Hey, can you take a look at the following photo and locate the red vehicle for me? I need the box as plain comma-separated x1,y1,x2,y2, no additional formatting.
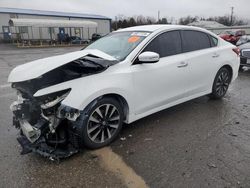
219,30,246,45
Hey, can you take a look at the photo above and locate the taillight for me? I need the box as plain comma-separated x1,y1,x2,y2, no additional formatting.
232,47,240,56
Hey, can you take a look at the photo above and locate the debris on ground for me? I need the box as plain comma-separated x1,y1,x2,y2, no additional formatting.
144,138,153,141
126,150,135,155
207,163,217,169
120,137,126,141
90,153,98,159
128,134,132,138
228,132,238,137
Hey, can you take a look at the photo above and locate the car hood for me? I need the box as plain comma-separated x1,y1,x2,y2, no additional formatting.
239,42,250,50
8,49,116,83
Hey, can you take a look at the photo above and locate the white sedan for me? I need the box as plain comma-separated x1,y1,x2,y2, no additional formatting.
8,25,240,159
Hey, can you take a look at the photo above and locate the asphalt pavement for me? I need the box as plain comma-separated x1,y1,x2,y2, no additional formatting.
0,44,250,188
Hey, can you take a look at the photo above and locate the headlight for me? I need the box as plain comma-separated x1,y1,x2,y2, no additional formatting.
39,89,71,110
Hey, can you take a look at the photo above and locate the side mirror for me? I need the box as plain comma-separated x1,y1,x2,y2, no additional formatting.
138,51,160,63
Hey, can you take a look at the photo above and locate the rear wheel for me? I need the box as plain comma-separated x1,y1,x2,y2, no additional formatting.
209,67,231,99
75,97,124,149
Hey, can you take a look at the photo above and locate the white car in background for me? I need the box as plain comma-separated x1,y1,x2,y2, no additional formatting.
236,35,250,71
8,25,240,159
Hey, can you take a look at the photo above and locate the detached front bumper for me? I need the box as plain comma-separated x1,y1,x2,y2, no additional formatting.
17,135,78,160
10,94,80,160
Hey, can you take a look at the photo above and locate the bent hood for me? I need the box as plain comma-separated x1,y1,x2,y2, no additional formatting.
8,49,116,83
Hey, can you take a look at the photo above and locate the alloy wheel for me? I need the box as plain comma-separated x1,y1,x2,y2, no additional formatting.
215,70,230,97
87,104,121,143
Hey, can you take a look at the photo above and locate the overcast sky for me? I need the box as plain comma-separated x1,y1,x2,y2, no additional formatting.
0,0,249,21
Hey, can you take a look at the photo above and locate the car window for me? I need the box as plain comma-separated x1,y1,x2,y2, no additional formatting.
143,31,182,58
181,30,211,52
209,36,218,47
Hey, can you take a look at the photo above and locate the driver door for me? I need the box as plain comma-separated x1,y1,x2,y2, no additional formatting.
131,30,191,115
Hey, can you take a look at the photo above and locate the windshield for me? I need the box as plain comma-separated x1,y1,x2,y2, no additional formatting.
85,31,150,61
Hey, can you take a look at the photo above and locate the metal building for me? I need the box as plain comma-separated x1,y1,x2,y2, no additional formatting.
0,7,111,44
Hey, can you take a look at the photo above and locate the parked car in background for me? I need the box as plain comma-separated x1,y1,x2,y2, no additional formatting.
68,36,89,44
237,35,250,71
219,30,246,45
237,35,250,46
91,33,102,41
8,25,239,159
57,33,70,42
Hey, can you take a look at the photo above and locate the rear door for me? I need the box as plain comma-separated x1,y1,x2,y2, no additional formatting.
132,30,191,115
180,30,219,95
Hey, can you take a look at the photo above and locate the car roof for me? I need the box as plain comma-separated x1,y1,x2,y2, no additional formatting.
115,24,209,33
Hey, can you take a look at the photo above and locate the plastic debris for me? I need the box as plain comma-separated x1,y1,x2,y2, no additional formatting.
120,137,126,141
144,138,153,141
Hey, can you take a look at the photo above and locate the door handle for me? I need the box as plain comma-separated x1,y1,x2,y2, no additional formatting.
212,53,220,58
177,62,188,68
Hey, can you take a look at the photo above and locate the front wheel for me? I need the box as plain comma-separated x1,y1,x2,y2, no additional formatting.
209,67,231,99
75,97,124,149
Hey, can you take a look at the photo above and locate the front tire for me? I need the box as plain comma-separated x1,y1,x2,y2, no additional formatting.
75,97,124,149
209,67,231,99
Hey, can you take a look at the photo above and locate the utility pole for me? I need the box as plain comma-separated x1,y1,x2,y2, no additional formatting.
158,10,160,23
230,6,234,26
115,16,118,30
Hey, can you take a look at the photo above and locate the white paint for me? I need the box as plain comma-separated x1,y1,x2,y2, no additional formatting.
8,49,116,82
8,25,240,124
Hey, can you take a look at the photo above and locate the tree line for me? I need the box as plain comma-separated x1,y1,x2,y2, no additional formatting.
112,14,248,30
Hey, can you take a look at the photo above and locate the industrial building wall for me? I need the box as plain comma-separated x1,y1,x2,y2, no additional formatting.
0,13,11,40
0,12,111,41
70,17,110,39
17,14,69,40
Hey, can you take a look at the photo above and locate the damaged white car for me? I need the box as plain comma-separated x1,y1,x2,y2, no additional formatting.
8,25,239,159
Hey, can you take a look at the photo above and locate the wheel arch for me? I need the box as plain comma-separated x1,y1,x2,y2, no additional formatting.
83,93,130,123
101,93,129,123
221,64,233,82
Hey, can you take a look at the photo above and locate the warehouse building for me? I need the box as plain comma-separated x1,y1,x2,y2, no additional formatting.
0,7,111,44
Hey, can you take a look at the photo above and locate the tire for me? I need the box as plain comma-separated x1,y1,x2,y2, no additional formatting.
209,67,232,99
74,97,124,149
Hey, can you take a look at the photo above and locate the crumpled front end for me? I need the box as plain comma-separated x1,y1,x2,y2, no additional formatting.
8,52,119,160
10,86,81,160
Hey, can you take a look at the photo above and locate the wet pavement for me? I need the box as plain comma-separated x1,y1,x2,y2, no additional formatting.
1,44,250,188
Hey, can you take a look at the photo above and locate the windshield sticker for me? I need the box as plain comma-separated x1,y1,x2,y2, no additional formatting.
131,32,150,37
128,36,140,43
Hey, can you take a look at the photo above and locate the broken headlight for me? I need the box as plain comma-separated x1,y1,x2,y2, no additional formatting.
38,89,71,110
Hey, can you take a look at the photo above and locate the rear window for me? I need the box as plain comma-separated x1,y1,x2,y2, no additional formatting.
210,36,218,47
181,30,211,53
